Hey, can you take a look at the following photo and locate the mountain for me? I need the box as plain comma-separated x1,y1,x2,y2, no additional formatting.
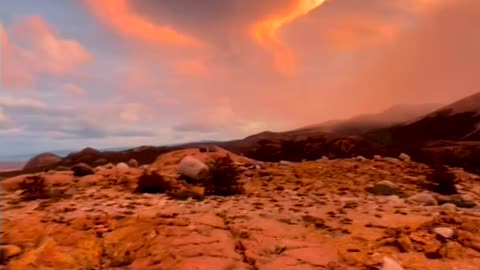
366,92,480,145
299,103,443,135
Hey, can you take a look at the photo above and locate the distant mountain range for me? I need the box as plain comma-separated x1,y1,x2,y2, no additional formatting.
1,91,479,176
298,103,443,135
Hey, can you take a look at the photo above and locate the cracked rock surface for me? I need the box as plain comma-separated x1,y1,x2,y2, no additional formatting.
1,149,480,269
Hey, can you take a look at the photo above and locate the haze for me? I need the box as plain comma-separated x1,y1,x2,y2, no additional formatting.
1,0,479,156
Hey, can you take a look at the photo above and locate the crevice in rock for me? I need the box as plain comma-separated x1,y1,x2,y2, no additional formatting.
219,215,258,270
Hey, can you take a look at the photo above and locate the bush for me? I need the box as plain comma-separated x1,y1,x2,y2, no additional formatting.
425,165,458,195
205,155,243,196
134,171,173,194
19,175,50,201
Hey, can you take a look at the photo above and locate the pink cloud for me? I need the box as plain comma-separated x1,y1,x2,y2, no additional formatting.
82,0,478,134
1,16,93,88
62,83,87,96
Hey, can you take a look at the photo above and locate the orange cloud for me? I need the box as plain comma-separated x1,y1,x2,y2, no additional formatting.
1,16,92,88
325,14,397,52
251,0,327,74
85,0,203,47
175,59,207,76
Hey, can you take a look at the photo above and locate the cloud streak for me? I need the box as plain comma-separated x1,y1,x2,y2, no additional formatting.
84,0,203,47
251,0,327,73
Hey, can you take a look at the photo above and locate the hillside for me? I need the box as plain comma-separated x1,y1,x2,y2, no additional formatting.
298,103,442,136
366,92,480,145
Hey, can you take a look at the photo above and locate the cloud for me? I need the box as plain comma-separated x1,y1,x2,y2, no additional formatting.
120,103,144,123
2,0,477,156
84,0,203,47
0,127,24,135
0,107,9,124
171,97,273,137
1,16,93,88
0,94,158,141
62,83,87,96
174,59,207,76
323,13,397,52
251,0,327,73
0,96,48,110
340,0,480,110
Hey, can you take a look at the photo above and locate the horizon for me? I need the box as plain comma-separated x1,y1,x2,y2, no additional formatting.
1,0,480,157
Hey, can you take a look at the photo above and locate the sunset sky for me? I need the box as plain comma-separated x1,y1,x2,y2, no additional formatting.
0,0,479,156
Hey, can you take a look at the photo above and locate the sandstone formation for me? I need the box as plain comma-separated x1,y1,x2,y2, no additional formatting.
1,149,479,269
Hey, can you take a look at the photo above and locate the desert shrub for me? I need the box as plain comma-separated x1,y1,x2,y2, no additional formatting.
134,171,173,194
425,165,458,195
205,155,243,196
19,175,50,201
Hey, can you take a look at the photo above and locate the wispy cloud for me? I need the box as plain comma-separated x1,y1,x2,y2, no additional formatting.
84,0,203,47
251,0,327,73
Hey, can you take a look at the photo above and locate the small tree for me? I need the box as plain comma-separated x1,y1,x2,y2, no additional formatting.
426,165,458,195
19,175,50,201
205,155,243,196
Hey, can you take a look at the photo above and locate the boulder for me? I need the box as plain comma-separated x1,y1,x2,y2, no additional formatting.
0,245,23,263
127,159,139,168
279,160,293,165
116,162,129,171
104,163,114,169
449,194,477,208
373,155,383,161
433,227,454,239
178,156,209,181
71,163,94,177
398,153,411,162
366,180,404,196
407,192,438,206
356,156,367,161
438,203,456,212
382,257,404,270
23,152,62,170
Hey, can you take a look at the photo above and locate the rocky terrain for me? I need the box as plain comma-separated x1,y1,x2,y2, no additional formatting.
1,147,480,269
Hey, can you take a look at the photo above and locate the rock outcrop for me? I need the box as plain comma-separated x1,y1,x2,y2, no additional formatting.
2,148,479,269
23,152,62,171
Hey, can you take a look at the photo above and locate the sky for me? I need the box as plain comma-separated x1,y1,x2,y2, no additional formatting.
0,0,479,156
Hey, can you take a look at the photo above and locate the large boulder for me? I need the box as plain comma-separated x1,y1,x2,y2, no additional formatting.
127,159,139,168
366,180,405,196
178,156,209,181
116,162,129,171
71,163,94,177
23,153,62,171
407,192,438,206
